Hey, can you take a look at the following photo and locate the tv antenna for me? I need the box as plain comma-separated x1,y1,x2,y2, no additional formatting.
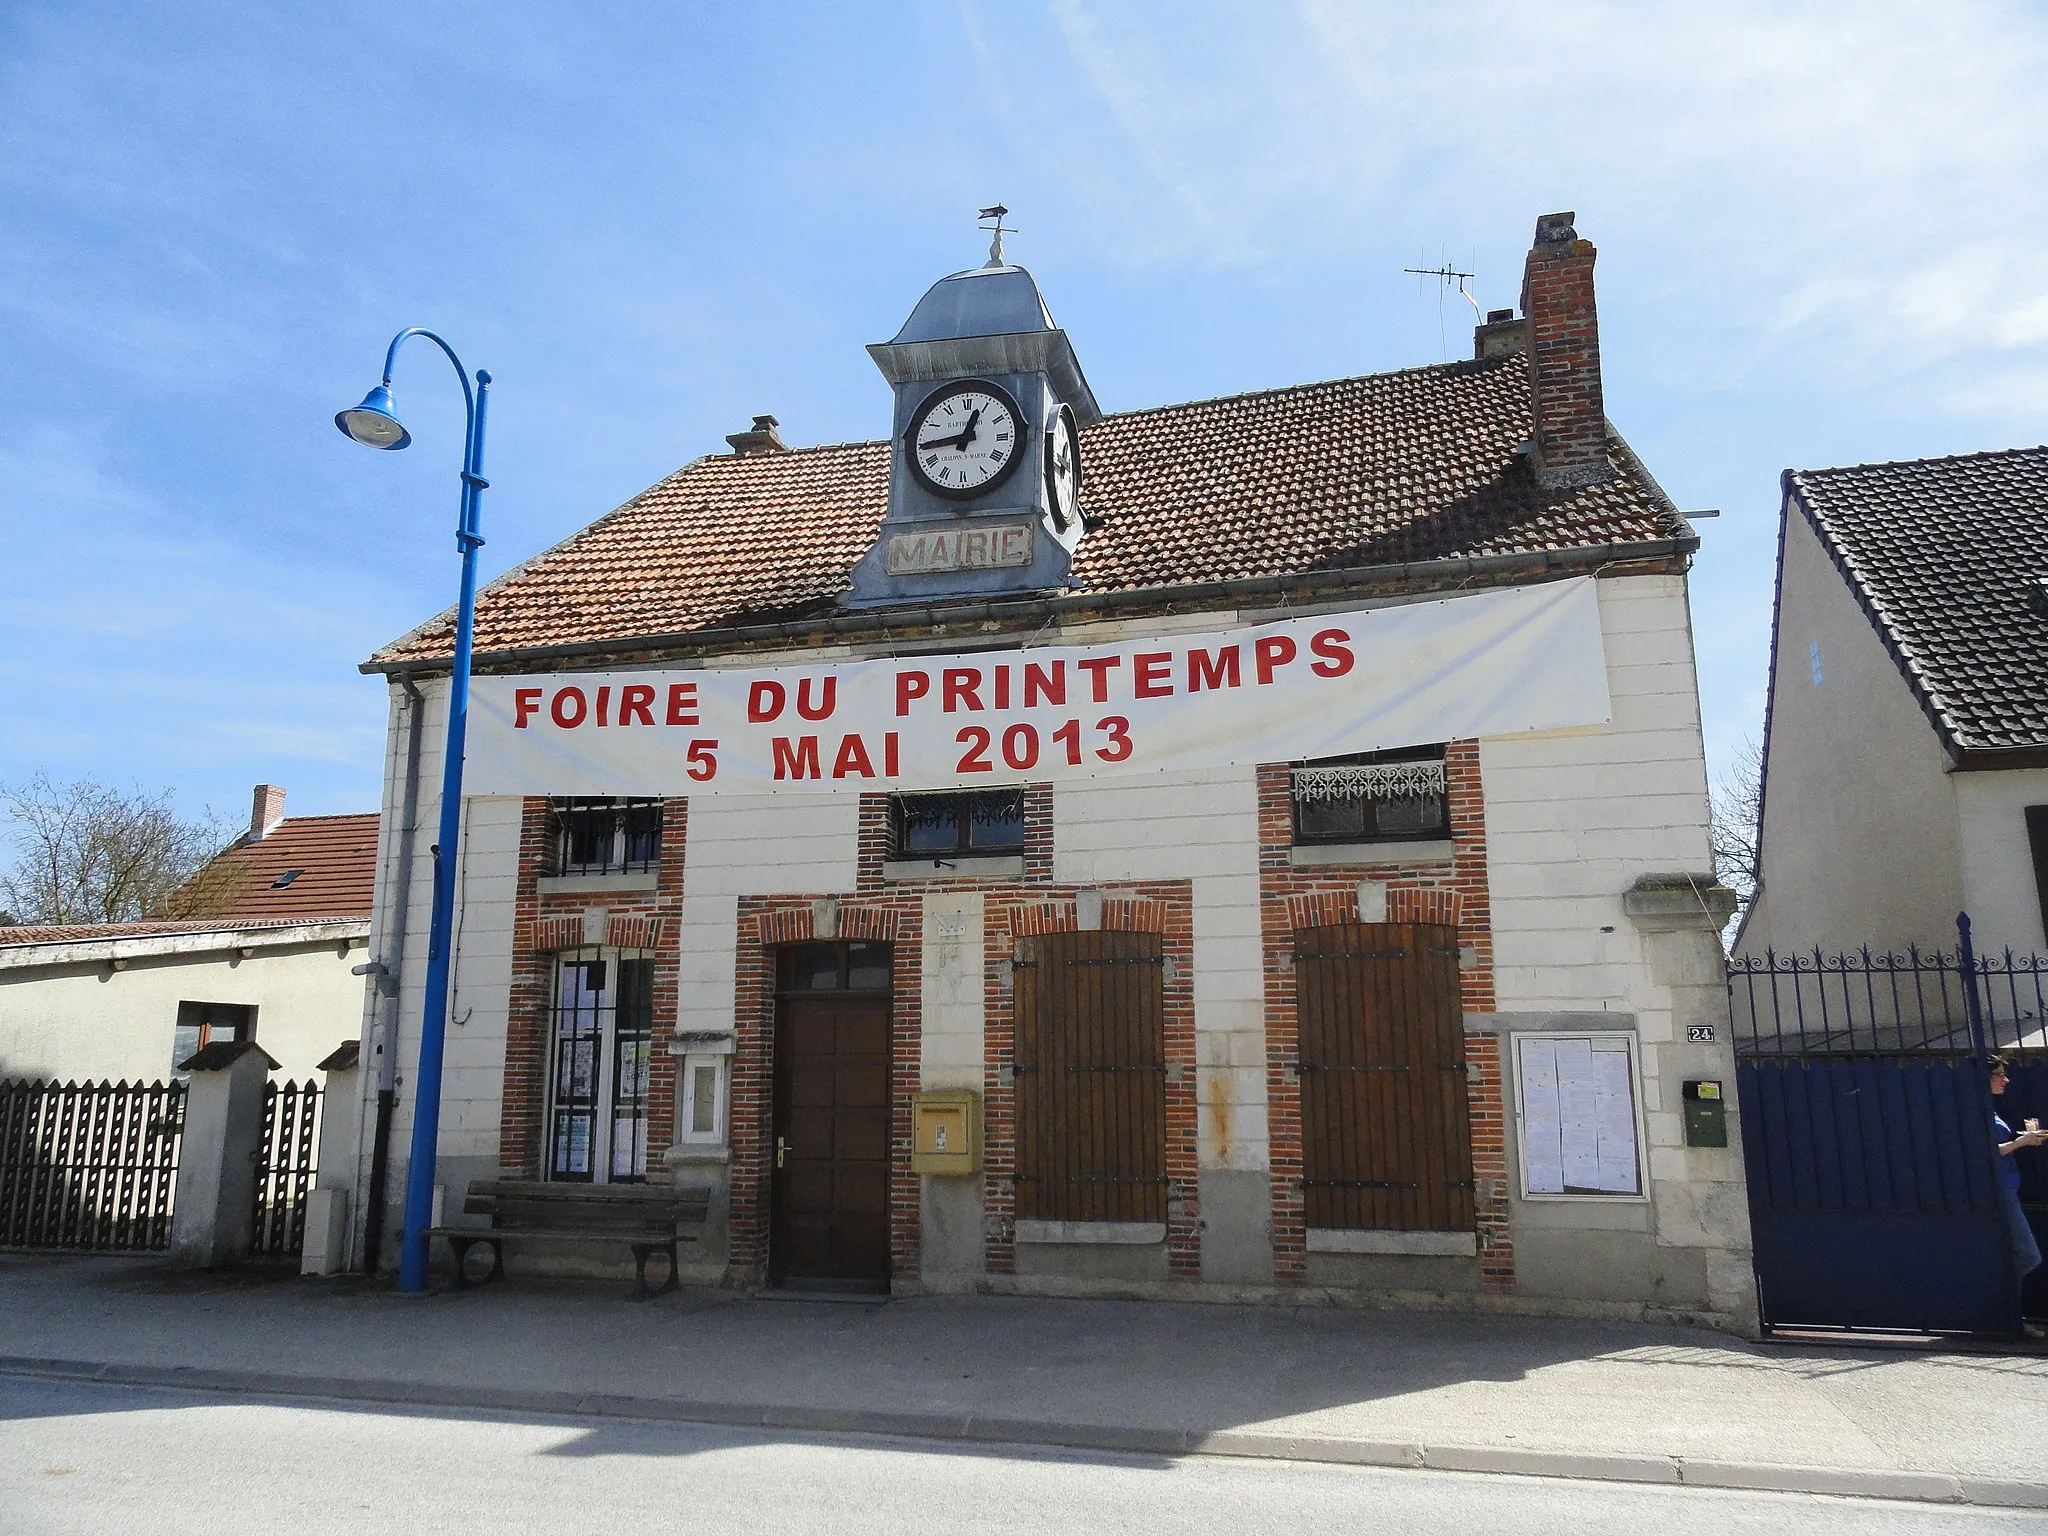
979,204,1014,267
1404,257,1482,360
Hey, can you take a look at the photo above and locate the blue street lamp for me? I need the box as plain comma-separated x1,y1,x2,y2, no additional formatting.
337,329,490,1293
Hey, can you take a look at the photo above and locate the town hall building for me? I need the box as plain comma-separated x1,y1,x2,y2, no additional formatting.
342,213,1756,1331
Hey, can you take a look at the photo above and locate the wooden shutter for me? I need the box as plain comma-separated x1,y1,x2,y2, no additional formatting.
1294,922,1474,1231
1014,929,1166,1222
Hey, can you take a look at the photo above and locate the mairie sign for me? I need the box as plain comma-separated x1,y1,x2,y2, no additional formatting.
463,578,1612,796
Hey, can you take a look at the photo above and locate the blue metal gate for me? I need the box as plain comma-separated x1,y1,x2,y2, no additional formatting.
1728,915,2044,1336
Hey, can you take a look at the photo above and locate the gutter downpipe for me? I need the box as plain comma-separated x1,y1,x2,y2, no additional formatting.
363,675,425,1274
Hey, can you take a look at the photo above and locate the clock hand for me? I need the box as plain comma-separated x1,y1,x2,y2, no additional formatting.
917,409,986,456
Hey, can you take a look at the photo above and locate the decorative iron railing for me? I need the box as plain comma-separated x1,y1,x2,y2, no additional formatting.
252,1079,321,1258
1727,915,2048,1057
0,1079,185,1250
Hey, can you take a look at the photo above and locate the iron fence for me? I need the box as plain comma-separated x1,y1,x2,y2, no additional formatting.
252,1079,321,1258
1727,916,2048,1057
0,1079,185,1250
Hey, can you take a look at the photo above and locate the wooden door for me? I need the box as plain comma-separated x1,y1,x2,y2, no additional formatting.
770,944,892,1288
1294,922,1473,1231
1014,928,1166,1223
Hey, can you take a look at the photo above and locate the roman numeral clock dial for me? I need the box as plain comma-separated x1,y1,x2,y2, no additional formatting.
905,379,1025,500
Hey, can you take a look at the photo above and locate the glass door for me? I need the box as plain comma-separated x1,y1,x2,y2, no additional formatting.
547,951,653,1183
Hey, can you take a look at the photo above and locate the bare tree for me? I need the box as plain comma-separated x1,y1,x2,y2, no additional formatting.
1709,736,1764,922
0,774,234,926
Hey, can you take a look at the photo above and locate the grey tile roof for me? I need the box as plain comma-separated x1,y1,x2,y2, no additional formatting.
1788,445,2048,757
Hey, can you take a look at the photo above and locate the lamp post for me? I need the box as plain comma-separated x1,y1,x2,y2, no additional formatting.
336,330,490,1293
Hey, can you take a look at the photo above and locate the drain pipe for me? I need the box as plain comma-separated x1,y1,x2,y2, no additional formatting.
363,675,426,1273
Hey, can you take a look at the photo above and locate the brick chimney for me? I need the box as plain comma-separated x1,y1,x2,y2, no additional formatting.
1519,212,1611,489
725,414,788,455
249,784,286,842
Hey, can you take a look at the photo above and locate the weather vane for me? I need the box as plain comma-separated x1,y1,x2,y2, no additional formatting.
979,205,1014,267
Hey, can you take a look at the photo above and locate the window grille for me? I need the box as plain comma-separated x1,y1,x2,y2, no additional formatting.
889,789,1026,859
1291,748,1449,844
548,797,662,876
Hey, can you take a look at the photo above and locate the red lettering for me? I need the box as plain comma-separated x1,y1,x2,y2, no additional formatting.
595,685,611,727
1077,655,1121,702
1052,718,1081,764
994,665,1011,710
1310,628,1354,677
1188,646,1240,692
514,688,543,728
831,733,876,779
943,667,984,712
884,732,899,776
749,680,786,722
797,676,837,721
956,726,993,772
896,670,930,717
1254,635,1297,684
1024,661,1065,707
551,688,587,728
686,740,718,781
771,735,820,779
666,682,700,726
1133,652,1173,698
619,684,656,726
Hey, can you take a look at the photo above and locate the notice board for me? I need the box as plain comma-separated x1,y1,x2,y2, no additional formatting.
1511,1032,1646,1199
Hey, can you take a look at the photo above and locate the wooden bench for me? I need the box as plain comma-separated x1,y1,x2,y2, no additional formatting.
426,1180,711,1299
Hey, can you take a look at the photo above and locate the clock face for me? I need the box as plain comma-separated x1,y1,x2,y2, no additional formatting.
1045,403,1080,530
905,380,1025,500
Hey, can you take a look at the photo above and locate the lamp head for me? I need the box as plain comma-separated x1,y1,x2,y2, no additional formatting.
335,383,411,450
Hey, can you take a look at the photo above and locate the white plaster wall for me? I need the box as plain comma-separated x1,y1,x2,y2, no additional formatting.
1484,574,1715,1030
1953,768,2048,956
430,796,522,1158
1741,505,1964,954
0,945,368,1085
676,794,861,1036
920,891,984,1091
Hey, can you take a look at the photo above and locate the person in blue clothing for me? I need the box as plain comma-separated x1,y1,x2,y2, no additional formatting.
1990,1054,2046,1337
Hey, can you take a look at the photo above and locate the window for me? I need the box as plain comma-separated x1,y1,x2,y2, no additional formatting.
548,797,662,876
889,789,1025,859
778,941,894,994
547,951,654,1182
171,1001,256,1077
1291,746,1449,844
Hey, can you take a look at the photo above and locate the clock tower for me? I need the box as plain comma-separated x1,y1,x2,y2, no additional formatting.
843,230,1101,608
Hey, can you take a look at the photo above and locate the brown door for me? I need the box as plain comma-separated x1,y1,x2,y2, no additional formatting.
1294,921,1474,1231
770,941,892,1289
1014,928,1166,1223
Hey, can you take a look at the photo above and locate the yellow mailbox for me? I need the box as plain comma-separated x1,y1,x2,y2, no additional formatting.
910,1089,982,1176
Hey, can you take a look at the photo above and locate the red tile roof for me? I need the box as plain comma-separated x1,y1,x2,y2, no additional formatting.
0,917,357,947
164,814,380,923
370,353,1688,668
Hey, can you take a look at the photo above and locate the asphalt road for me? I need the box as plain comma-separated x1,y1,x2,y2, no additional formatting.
0,1375,2035,1536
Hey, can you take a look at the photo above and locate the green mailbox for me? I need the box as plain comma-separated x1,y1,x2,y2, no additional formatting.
1682,1079,1728,1148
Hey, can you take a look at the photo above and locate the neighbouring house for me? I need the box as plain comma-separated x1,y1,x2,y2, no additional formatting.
344,213,1755,1329
1739,446,2048,961
0,785,377,1084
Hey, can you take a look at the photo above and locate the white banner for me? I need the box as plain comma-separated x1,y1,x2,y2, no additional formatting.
464,578,1611,796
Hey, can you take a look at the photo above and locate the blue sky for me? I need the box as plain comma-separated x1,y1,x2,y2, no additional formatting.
3,1,2044,827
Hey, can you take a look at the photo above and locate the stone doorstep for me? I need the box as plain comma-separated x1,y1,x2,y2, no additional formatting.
1306,1229,1478,1256
1013,1220,1166,1246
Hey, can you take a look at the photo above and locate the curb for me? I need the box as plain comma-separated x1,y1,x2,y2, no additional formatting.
2,1354,2041,1511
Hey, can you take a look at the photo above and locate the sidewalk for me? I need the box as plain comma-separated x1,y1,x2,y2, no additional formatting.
2,1252,2044,1508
